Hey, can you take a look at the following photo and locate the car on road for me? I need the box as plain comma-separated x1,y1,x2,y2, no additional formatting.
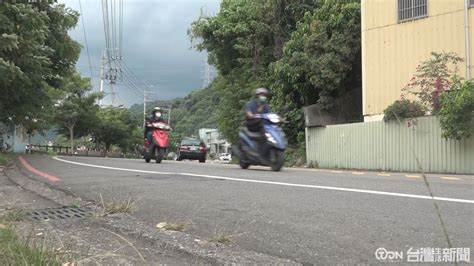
219,153,231,161
176,138,206,163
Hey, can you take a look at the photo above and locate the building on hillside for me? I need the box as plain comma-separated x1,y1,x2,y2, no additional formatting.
362,0,473,121
198,128,231,155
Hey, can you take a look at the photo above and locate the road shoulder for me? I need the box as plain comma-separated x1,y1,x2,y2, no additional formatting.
1,157,295,264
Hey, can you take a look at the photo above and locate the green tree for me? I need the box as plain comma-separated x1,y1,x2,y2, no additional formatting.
0,3,80,126
189,1,322,143
439,77,474,140
54,74,101,152
189,1,360,144
271,0,361,142
91,107,137,151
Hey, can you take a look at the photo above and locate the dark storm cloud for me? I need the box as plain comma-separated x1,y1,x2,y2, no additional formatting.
61,0,220,106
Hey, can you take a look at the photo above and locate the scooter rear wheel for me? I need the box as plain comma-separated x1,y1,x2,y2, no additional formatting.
270,149,284,171
144,149,151,163
239,160,250,169
155,148,164,163
238,143,250,169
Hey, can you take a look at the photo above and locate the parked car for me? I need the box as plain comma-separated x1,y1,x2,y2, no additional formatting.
219,153,232,161
177,138,206,163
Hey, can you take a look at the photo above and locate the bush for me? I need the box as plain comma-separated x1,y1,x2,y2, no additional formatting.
46,150,57,156
284,145,306,167
383,99,425,122
402,52,463,113
439,79,474,140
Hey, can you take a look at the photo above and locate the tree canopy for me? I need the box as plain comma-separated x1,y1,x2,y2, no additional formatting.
53,74,101,151
0,3,81,126
188,0,361,144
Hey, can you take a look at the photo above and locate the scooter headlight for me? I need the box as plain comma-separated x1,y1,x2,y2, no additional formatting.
265,133,277,143
267,114,280,124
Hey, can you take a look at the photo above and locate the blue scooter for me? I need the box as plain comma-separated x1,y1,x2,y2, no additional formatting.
237,113,287,171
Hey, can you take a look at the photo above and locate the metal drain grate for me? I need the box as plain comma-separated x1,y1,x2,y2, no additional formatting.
25,206,93,221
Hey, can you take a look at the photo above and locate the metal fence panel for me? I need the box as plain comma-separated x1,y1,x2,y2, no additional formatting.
306,116,474,174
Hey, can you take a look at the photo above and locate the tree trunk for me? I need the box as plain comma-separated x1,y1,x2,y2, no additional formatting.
69,126,74,155
252,44,260,76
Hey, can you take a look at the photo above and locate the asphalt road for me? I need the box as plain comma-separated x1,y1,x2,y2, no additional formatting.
19,155,474,264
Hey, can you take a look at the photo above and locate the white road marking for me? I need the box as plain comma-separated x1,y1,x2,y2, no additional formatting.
440,176,461,180
377,173,391,177
52,157,474,204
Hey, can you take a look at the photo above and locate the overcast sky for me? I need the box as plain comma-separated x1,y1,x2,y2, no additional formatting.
61,0,220,106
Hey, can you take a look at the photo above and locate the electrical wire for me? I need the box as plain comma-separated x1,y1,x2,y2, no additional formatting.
121,59,150,88
119,0,123,59
122,74,145,97
79,0,94,86
101,0,154,106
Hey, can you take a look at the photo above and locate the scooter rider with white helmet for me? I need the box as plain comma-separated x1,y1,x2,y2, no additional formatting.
144,107,166,144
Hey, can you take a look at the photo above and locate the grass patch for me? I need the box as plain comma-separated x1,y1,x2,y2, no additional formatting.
0,211,69,265
209,233,233,245
1,210,24,222
99,194,136,215
0,152,11,168
0,225,66,265
70,202,81,209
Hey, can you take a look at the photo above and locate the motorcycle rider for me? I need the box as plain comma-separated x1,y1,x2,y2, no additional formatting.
144,107,166,143
244,87,270,135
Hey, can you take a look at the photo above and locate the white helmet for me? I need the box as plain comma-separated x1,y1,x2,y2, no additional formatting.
255,87,269,95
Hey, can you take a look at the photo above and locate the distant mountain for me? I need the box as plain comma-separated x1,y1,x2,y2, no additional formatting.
129,84,222,138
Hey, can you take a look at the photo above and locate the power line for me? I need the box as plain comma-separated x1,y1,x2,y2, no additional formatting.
119,0,123,59
122,74,146,98
78,0,94,85
121,59,150,88
101,0,154,108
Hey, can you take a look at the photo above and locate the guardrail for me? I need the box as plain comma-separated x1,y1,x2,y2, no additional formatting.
26,145,73,155
27,145,141,158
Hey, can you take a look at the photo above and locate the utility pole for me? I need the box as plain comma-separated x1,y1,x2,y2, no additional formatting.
99,49,105,106
143,88,154,127
110,82,115,106
202,61,211,89
167,105,172,125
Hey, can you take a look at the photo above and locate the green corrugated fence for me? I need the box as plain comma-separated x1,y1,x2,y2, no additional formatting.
305,116,474,174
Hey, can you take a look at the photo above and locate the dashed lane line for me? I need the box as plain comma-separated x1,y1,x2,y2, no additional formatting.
440,176,461,181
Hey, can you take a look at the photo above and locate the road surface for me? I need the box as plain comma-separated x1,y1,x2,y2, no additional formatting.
18,155,474,264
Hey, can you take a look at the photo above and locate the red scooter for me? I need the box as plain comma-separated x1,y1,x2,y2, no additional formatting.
144,121,171,163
